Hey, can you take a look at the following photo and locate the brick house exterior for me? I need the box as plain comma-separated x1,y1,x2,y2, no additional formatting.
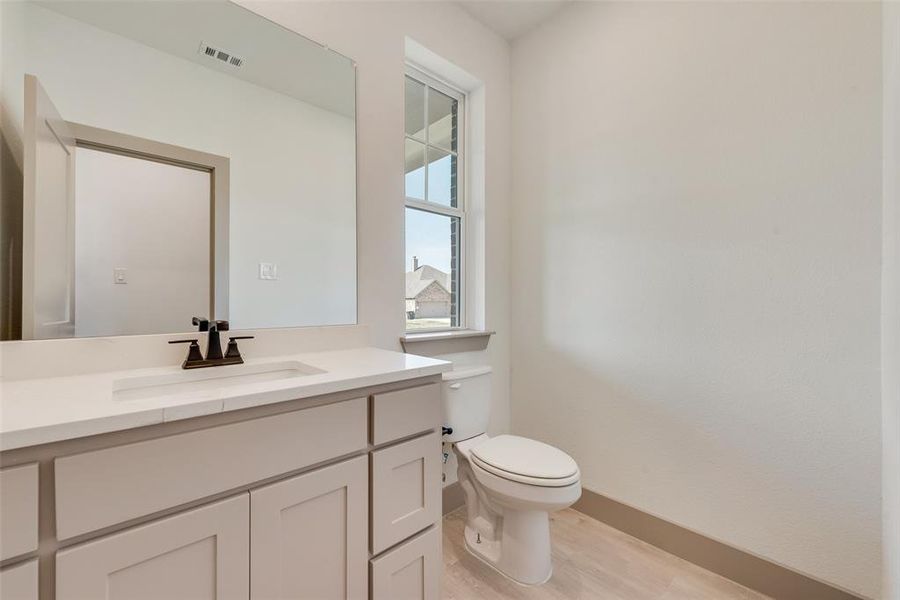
405,265,451,319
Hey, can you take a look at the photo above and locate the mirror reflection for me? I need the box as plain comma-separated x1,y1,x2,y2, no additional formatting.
0,0,357,340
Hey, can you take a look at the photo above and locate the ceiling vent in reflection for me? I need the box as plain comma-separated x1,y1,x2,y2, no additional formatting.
197,41,245,69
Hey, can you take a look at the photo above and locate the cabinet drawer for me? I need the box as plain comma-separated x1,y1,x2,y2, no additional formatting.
57,494,249,600
370,526,441,600
371,384,440,445
0,463,39,560
371,432,441,554
55,397,367,540
0,559,38,600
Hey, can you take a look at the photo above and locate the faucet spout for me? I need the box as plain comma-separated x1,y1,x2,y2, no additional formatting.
205,323,224,361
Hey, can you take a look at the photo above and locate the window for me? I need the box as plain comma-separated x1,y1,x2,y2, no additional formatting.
404,67,465,331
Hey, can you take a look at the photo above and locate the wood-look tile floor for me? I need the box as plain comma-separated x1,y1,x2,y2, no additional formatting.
442,508,771,600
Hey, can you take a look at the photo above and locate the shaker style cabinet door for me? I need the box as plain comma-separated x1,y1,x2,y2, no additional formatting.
370,526,441,600
56,494,249,600
0,463,39,561
0,559,38,600
250,455,368,600
371,432,441,554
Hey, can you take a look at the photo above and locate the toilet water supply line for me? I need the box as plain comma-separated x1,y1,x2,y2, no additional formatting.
442,442,451,482
441,426,453,483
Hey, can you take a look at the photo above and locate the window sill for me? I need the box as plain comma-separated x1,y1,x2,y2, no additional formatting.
400,329,494,354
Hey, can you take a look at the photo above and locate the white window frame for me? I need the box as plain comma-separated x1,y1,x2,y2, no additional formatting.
404,64,467,332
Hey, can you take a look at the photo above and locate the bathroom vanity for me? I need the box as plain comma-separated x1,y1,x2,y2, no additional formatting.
0,2,453,597
0,345,450,600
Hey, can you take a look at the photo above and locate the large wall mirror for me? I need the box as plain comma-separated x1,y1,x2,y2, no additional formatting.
0,1,357,340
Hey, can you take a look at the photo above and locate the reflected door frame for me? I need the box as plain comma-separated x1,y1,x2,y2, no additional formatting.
22,74,78,340
66,122,230,327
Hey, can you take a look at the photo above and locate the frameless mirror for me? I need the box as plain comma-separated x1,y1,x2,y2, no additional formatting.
0,0,357,340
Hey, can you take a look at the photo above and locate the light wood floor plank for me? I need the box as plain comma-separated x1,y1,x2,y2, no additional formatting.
442,508,770,600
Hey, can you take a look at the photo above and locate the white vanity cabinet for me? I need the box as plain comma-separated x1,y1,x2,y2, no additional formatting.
0,559,39,600
250,455,368,600
0,463,40,600
371,432,441,554
0,463,40,561
56,495,250,600
53,397,368,541
370,526,442,600
0,375,443,600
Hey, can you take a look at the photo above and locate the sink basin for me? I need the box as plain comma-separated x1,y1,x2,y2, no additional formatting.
112,360,325,401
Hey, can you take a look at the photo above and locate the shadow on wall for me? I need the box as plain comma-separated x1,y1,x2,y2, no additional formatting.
0,110,23,340
510,187,881,596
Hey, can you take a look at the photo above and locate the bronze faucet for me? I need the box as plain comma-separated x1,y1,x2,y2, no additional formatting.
169,317,254,369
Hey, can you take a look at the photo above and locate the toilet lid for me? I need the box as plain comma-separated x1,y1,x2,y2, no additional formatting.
470,435,580,487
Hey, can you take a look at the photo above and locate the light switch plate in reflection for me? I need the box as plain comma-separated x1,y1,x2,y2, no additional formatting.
258,262,278,280
113,268,127,284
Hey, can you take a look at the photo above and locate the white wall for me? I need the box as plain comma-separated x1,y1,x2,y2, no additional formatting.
884,2,900,598
3,2,357,332
239,1,512,437
510,3,882,597
74,148,209,337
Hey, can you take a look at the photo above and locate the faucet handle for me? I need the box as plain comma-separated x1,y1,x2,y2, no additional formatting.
192,317,209,332
169,339,204,367
224,335,254,360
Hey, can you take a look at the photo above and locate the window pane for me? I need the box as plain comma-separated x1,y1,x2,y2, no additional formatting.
426,147,456,207
405,77,426,138
405,139,426,200
427,88,457,151
405,207,460,330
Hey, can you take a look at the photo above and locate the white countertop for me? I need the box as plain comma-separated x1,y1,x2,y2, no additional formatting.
0,347,451,451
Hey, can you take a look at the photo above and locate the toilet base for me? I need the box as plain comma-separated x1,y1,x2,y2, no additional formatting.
462,509,554,586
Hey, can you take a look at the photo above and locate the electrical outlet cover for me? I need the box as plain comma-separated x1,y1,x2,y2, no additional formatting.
258,262,277,280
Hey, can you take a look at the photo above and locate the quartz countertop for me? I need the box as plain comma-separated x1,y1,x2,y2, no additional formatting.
0,347,450,451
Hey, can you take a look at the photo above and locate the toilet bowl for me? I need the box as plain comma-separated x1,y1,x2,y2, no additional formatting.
442,367,581,585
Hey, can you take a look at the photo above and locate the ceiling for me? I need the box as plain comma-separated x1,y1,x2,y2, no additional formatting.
457,1,568,41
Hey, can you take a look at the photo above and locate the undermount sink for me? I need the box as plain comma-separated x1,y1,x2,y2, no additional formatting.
112,360,325,402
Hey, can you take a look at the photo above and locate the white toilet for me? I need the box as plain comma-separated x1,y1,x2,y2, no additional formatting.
443,366,582,585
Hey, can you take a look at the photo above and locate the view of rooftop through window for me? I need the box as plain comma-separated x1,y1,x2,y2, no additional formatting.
404,71,463,330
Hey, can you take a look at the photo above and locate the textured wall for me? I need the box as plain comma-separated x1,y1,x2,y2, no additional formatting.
510,3,882,596
884,3,900,598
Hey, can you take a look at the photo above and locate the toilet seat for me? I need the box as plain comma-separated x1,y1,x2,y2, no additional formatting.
469,435,580,488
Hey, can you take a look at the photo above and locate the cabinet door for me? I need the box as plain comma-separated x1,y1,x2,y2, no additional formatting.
371,432,441,554
0,463,39,561
0,559,38,600
250,456,367,600
370,526,441,600
56,494,249,600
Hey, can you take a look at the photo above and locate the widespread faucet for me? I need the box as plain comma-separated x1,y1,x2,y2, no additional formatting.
169,317,254,369
193,317,227,360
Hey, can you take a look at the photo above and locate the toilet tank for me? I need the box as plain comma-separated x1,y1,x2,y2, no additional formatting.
442,366,493,442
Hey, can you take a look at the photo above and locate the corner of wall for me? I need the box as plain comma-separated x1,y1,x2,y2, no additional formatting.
883,2,900,598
